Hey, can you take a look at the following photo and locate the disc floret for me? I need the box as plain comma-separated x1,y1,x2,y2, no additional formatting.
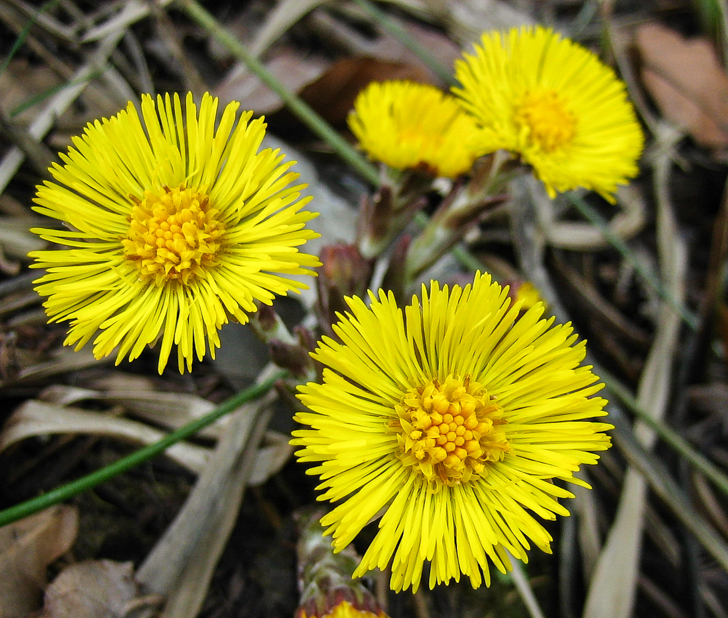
515,89,577,153
393,373,509,488
122,184,224,286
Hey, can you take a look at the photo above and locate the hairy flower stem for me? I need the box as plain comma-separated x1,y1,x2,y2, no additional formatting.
357,166,432,260
296,509,384,618
403,151,520,285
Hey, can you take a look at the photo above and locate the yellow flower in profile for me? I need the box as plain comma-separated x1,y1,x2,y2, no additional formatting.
453,26,644,201
29,92,320,373
348,80,481,178
292,272,612,592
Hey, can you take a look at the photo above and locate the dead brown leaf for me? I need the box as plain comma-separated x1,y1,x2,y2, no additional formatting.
0,506,78,618
635,22,728,149
308,7,461,84
37,560,142,618
271,56,433,132
213,3,452,129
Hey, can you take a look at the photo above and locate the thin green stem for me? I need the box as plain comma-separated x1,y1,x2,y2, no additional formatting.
350,0,456,86
181,0,380,187
9,68,107,118
0,0,63,80
410,213,485,273
602,369,728,498
569,193,699,330
0,371,286,527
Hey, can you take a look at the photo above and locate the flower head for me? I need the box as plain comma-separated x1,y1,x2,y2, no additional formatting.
292,272,612,592
348,80,481,178
29,92,319,373
453,26,644,201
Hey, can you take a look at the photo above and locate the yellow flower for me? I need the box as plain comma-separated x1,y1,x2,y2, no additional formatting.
348,80,481,178
453,26,644,201
29,92,320,373
513,280,545,312
292,272,612,592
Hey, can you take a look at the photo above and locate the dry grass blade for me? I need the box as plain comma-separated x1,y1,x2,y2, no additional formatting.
1,393,292,486
0,105,56,174
0,28,125,194
250,0,332,58
583,122,689,618
0,400,212,473
0,218,47,258
508,551,547,618
248,430,295,486
40,384,222,439
80,0,175,42
1,0,75,44
385,0,534,45
693,471,728,539
136,366,279,617
539,185,646,251
0,348,111,388
571,471,602,581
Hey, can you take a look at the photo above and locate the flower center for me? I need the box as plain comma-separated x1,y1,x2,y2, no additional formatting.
514,89,577,153
392,374,509,489
122,185,224,286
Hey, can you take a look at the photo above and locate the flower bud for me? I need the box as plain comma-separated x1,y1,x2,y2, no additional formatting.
316,245,372,336
295,509,387,618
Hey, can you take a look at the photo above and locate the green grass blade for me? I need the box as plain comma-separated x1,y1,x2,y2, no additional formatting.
0,0,63,80
0,371,285,527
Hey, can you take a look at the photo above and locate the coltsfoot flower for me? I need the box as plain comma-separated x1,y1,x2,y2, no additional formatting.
29,92,320,373
348,80,481,178
453,26,644,201
292,272,612,592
